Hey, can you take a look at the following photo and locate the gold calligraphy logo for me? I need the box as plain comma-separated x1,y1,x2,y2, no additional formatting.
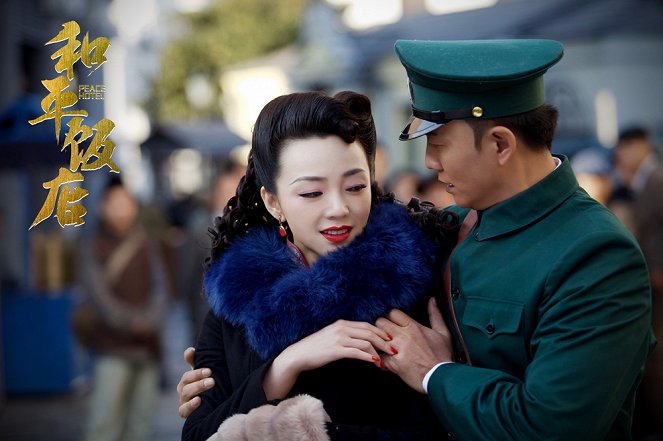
28,20,117,229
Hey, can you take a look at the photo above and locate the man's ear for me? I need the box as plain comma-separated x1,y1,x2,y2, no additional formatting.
488,125,517,166
260,186,282,221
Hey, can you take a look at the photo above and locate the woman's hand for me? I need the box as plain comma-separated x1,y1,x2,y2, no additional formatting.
263,319,395,400
283,319,394,370
177,347,215,418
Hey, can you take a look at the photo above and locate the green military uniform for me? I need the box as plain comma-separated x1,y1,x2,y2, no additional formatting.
396,39,654,441
436,160,652,440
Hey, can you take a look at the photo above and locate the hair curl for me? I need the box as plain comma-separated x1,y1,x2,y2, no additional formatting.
377,192,459,253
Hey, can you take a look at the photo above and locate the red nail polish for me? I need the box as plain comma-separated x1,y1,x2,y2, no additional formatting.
379,360,385,368
390,346,398,355
372,355,380,362
386,333,393,341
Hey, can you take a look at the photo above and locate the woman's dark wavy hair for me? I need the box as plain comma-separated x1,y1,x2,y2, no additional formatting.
207,91,458,266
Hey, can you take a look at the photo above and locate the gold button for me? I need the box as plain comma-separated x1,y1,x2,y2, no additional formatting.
472,106,483,118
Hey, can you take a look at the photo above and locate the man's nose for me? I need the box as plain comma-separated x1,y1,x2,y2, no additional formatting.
424,145,442,170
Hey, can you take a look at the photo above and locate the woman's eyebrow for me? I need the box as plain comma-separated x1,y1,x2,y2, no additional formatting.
343,168,367,178
290,175,324,185
290,168,367,185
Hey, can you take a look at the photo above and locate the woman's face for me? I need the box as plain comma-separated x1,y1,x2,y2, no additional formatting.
262,135,372,265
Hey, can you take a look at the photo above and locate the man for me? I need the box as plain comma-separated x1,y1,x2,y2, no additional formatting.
614,127,663,438
375,39,653,441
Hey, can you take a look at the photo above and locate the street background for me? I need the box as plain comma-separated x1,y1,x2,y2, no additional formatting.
1,0,663,440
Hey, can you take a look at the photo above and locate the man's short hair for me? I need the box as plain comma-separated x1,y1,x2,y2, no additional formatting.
617,127,650,145
468,104,559,151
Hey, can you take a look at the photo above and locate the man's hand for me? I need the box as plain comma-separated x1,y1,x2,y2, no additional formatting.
376,297,453,393
177,347,215,418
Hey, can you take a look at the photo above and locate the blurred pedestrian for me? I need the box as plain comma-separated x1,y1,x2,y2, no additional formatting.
614,127,663,440
386,168,420,203
570,146,615,206
76,175,169,441
374,143,390,189
179,153,247,343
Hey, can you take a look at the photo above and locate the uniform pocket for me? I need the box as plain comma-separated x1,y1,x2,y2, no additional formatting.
462,297,524,339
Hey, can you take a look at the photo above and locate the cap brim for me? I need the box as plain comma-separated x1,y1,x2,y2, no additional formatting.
399,115,443,141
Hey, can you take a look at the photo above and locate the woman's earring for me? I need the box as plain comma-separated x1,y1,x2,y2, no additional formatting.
278,215,287,238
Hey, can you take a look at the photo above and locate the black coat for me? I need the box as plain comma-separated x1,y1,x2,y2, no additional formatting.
182,202,449,441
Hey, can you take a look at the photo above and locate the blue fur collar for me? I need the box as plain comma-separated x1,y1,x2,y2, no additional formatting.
204,202,438,359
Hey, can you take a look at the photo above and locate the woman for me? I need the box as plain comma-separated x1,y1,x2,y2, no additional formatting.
182,91,458,441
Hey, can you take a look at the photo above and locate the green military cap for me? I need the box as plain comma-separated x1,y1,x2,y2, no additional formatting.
396,39,564,140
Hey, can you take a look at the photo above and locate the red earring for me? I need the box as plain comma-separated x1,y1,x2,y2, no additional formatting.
278,216,287,238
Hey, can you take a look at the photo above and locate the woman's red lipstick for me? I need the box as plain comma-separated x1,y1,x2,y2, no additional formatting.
321,226,352,244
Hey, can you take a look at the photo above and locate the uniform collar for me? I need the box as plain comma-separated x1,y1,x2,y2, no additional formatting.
475,154,578,241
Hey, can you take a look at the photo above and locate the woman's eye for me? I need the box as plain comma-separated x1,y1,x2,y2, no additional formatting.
299,191,322,198
347,184,367,192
